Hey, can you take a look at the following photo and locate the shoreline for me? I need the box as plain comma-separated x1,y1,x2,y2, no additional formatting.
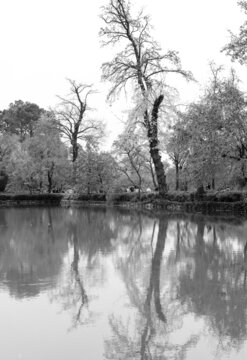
0,192,246,217
60,198,247,216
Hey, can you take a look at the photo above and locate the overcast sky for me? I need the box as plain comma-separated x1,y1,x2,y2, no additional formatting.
0,0,246,146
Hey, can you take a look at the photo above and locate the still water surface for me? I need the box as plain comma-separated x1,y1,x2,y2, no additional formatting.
1,207,247,359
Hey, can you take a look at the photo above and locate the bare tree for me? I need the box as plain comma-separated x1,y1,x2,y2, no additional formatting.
55,79,104,182
100,0,192,194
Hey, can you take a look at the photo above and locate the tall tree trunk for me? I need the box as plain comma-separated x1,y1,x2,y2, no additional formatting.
149,144,167,195
39,180,43,192
72,138,78,186
47,176,52,193
175,159,179,190
72,144,78,163
146,95,168,195
47,162,54,193
87,165,92,195
211,177,215,190
149,157,158,189
72,127,79,163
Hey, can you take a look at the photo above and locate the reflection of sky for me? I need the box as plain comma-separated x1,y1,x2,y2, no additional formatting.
0,255,127,360
0,209,247,359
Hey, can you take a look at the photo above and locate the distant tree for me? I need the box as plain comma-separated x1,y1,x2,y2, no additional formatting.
216,72,247,188
113,129,153,197
28,114,70,192
0,100,44,141
0,134,20,191
8,115,70,193
76,137,99,194
7,140,37,192
182,101,222,190
0,171,8,192
100,0,192,195
76,137,117,194
55,79,104,184
166,123,189,190
179,65,247,190
93,152,118,193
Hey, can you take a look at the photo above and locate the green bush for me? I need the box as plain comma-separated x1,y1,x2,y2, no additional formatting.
0,193,63,202
108,192,137,202
216,192,242,202
151,190,244,203
162,191,192,202
76,193,106,201
0,194,12,200
140,192,159,201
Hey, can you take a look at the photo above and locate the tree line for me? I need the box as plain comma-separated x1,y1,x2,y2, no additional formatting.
1,0,247,195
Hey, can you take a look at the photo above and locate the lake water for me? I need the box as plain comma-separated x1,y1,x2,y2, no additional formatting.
1,207,247,359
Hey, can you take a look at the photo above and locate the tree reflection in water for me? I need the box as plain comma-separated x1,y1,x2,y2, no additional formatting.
1,208,247,358
104,215,247,360
60,216,89,328
177,218,247,352
52,207,117,329
104,217,199,360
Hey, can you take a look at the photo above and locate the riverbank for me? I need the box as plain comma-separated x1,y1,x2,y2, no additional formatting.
0,193,63,207
61,198,247,215
61,190,247,216
0,191,247,216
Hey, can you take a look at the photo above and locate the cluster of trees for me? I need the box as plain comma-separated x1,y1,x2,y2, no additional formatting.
1,0,247,194
0,91,158,194
0,100,69,192
0,93,116,194
167,65,247,190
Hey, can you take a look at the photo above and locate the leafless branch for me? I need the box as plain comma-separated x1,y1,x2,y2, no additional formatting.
54,79,103,164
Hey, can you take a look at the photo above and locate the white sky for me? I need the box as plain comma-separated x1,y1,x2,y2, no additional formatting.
0,0,246,147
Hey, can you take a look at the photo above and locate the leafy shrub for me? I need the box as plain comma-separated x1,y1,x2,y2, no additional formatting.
0,193,63,202
107,192,137,202
154,190,244,203
76,193,106,201
0,194,12,200
216,192,242,202
140,192,159,201
163,191,193,202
